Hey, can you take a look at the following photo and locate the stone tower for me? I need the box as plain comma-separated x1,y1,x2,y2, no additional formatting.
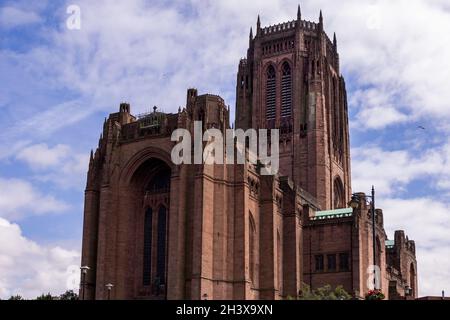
236,6,351,210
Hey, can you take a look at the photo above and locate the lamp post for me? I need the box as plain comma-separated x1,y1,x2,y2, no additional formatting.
80,266,90,300
349,186,377,290
405,285,411,297
105,283,114,300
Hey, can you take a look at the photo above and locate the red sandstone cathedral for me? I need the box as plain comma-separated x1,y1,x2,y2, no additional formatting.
80,6,417,300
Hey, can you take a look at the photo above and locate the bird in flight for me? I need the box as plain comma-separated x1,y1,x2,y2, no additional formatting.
417,126,426,130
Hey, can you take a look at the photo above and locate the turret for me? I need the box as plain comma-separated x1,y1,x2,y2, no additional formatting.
318,10,323,32
394,230,406,247
256,14,261,35
186,88,198,109
118,102,132,125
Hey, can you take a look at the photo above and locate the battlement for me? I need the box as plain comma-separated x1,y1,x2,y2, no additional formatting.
197,93,225,104
262,20,297,35
389,230,416,255
261,18,322,36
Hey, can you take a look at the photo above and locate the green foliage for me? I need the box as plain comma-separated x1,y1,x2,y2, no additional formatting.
3,290,80,301
296,283,352,300
59,290,79,300
36,293,54,300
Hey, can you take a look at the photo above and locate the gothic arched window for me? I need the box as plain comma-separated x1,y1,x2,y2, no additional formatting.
277,231,282,292
333,177,345,209
143,207,153,286
332,77,339,140
266,65,276,121
156,206,167,285
281,62,292,118
249,212,256,283
135,158,171,295
146,167,171,194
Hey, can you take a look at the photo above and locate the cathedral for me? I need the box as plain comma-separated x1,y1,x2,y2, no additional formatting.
80,7,418,300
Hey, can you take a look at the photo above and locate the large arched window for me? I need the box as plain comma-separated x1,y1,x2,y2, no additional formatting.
249,212,256,283
156,206,167,285
333,177,345,209
281,62,292,118
143,207,153,286
266,65,276,121
137,159,171,295
147,167,171,194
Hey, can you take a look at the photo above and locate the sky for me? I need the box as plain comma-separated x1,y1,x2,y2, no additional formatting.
0,0,449,298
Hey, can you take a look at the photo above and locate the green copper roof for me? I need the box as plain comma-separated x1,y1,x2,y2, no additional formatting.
312,208,353,220
386,240,395,248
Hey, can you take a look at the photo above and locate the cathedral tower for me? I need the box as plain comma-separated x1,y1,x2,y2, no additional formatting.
236,6,351,210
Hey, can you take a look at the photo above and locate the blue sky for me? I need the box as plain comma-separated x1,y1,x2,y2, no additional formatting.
0,0,449,298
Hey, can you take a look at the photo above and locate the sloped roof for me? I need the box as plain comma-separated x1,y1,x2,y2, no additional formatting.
385,240,395,248
312,208,353,220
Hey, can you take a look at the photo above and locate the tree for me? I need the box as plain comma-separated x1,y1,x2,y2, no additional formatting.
8,295,23,300
296,283,352,300
59,290,79,300
36,293,54,300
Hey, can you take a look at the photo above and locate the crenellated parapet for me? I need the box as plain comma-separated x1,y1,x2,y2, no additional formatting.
391,230,416,256
385,230,418,298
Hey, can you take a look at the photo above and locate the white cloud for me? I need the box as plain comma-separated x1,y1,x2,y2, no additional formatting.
379,197,450,297
2,0,449,138
351,142,450,197
0,140,31,161
0,6,42,29
0,217,80,299
313,0,450,130
15,143,89,190
7,0,450,142
0,178,70,221
36,153,89,189
352,142,450,297
350,88,409,129
17,144,70,169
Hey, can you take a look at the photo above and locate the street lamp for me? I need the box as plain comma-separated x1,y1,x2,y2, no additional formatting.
405,285,411,297
348,186,377,290
80,266,90,300
105,283,114,300
348,194,360,209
